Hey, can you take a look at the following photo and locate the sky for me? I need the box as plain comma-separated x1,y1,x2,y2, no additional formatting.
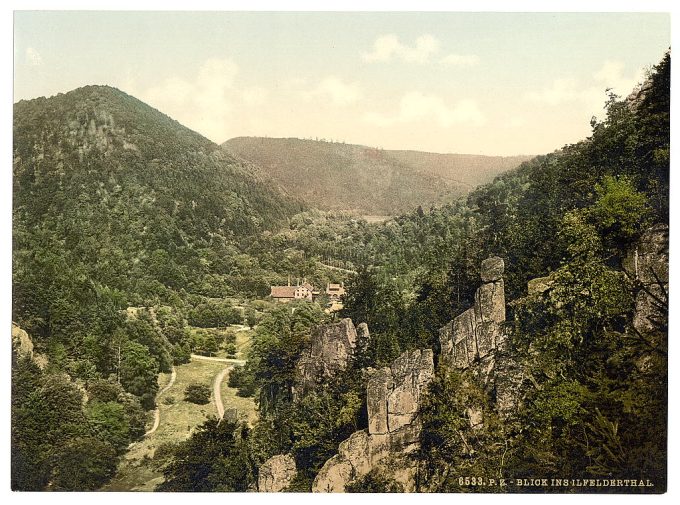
13,11,670,156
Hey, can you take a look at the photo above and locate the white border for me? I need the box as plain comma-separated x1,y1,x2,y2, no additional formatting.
2,3,677,505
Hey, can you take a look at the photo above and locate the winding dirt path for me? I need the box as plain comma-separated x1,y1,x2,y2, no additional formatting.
190,354,245,365
212,366,232,420
144,366,177,436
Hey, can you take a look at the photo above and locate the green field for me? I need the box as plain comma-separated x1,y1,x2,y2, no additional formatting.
103,355,257,491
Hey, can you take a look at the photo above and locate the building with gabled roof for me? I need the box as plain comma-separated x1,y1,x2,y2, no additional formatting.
326,282,345,300
270,280,315,303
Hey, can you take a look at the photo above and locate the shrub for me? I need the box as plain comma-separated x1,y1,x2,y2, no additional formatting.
184,383,211,405
225,343,237,358
228,366,256,397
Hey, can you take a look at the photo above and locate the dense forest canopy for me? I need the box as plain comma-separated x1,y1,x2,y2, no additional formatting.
11,51,670,492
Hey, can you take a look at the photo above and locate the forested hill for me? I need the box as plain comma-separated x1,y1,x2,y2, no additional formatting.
13,85,303,236
14,86,304,283
12,84,305,355
222,136,531,215
385,149,533,189
11,85,306,490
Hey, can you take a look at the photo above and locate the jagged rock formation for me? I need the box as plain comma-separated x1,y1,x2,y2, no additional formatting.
298,236,668,493
438,257,524,418
622,224,669,372
11,322,47,369
258,454,297,492
313,349,434,492
11,323,34,362
261,238,669,492
623,224,669,333
367,349,435,435
439,256,506,370
295,318,358,398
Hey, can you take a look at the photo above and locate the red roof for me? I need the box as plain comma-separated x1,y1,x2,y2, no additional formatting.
270,286,297,298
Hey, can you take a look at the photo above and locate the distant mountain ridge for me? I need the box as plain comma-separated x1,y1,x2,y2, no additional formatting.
222,136,533,215
384,149,534,189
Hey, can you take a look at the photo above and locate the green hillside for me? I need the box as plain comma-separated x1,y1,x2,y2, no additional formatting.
222,137,531,215
13,85,304,334
11,85,308,489
385,149,533,189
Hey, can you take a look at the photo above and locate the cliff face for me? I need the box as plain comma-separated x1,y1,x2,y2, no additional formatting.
258,454,297,492
294,318,361,399
438,256,521,416
11,323,34,363
439,256,506,370
258,318,362,491
622,224,669,372
259,319,434,493
11,322,47,369
623,225,668,331
313,349,434,492
312,349,434,493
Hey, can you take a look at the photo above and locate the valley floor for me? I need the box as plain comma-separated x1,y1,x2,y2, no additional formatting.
102,339,257,491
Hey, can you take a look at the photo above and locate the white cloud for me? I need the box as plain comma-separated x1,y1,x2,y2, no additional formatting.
525,77,581,106
242,86,269,106
525,61,645,110
362,34,440,63
362,111,395,128
504,116,527,129
25,47,42,66
312,76,362,106
440,53,480,67
363,92,485,128
144,76,194,106
137,57,247,142
593,60,645,96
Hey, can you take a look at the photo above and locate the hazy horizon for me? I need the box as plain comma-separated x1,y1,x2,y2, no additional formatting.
14,11,669,156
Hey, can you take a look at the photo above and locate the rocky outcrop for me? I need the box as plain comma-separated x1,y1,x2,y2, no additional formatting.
622,224,669,373
439,256,506,370
295,318,358,398
527,276,553,295
258,454,297,492
438,257,525,418
313,349,434,492
367,349,434,435
11,322,34,362
11,322,48,369
623,224,669,335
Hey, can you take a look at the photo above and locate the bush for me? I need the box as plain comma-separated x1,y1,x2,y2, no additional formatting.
228,366,256,397
172,343,191,365
225,343,237,358
152,441,179,469
245,307,258,328
190,329,220,356
87,379,124,403
184,383,211,405
224,330,237,345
